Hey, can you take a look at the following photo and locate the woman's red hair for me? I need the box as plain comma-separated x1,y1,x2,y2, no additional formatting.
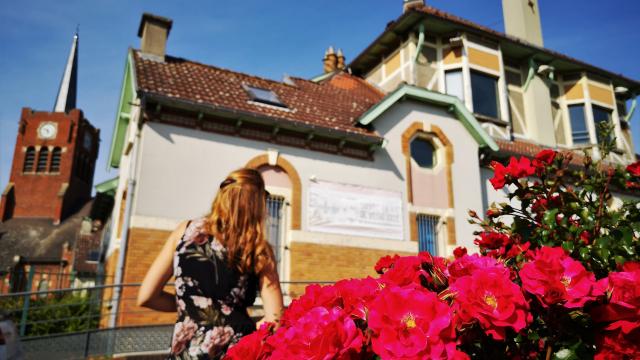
206,168,273,275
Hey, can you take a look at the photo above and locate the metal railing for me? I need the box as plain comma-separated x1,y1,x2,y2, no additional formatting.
0,280,333,359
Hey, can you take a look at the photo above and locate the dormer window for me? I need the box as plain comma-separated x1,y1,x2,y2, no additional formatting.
245,85,287,108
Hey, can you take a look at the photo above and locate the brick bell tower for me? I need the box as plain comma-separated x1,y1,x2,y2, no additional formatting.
0,33,100,224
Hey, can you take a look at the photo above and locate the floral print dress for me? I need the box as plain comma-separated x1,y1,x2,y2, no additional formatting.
170,219,258,359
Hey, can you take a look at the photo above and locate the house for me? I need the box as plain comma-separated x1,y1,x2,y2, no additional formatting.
103,1,639,326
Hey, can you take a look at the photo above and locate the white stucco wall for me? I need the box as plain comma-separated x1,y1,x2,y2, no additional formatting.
372,101,485,250
129,99,488,254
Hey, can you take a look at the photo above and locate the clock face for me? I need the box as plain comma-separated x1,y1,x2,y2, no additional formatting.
38,122,57,139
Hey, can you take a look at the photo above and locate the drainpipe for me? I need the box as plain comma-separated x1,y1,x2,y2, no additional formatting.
625,95,637,122
412,23,425,85
108,99,143,328
523,57,537,92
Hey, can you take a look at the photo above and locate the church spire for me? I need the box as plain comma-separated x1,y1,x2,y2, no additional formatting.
53,31,78,113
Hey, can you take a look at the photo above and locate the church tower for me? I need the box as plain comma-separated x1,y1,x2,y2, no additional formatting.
0,33,100,224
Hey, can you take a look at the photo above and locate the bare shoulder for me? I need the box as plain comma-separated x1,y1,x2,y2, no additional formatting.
168,220,190,247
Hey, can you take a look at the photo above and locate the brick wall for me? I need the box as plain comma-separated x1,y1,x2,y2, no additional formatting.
0,108,99,223
118,227,175,326
288,242,414,297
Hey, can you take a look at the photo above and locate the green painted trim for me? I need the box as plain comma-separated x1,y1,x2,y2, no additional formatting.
523,57,536,92
412,23,425,65
95,177,119,195
107,50,138,169
357,84,499,151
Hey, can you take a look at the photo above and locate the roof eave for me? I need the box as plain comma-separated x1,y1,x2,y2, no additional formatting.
349,7,640,91
140,91,384,145
357,84,499,151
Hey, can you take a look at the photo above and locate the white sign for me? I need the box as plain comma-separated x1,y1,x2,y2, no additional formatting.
307,180,404,240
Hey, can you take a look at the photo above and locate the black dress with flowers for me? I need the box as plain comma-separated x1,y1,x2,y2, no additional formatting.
169,219,258,359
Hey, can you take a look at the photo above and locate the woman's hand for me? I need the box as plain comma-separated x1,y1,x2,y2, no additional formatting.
137,221,188,312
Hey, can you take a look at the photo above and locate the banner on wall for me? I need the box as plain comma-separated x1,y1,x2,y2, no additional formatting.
307,180,404,240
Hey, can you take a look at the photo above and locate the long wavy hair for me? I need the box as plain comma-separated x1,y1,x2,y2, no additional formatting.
207,168,273,275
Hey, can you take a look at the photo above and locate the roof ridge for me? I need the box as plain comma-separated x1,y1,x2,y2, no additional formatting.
135,49,300,89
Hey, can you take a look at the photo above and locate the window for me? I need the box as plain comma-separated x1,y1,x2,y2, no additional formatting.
49,147,61,173
410,138,436,168
23,147,35,172
266,195,285,268
417,214,439,255
245,85,286,108
445,70,464,101
592,105,612,143
36,147,49,173
569,105,590,144
471,71,500,119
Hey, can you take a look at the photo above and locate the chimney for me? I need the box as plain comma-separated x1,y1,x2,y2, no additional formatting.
502,0,544,46
323,46,338,73
403,0,424,13
336,49,346,71
138,13,173,59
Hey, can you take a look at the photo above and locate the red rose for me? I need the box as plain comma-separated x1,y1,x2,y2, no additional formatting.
453,246,468,259
334,277,381,320
511,156,536,178
368,286,458,359
267,306,364,360
380,256,426,289
520,246,604,308
595,326,640,360
626,161,640,177
533,149,557,168
579,230,592,244
489,161,508,189
450,266,530,340
447,253,505,284
622,261,640,272
225,323,274,360
592,267,640,329
374,254,400,274
280,284,340,326
474,231,511,250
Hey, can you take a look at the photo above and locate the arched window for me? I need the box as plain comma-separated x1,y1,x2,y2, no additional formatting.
49,147,61,173
36,147,49,173
23,147,36,172
410,137,437,168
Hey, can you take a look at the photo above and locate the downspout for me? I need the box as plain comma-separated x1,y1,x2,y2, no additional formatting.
625,95,637,122
412,23,425,85
108,98,143,328
523,57,537,92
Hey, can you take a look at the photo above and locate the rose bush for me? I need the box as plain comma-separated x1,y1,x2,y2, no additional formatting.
225,139,639,359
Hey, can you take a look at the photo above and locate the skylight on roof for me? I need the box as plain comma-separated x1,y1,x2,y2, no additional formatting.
245,85,287,108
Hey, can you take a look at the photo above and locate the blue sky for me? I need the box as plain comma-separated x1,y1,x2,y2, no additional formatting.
1,0,639,190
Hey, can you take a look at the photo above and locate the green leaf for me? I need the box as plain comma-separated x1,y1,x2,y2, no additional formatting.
562,241,575,252
553,348,578,360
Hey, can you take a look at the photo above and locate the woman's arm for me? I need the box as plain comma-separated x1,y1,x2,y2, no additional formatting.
256,255,284,329
136,221,188,312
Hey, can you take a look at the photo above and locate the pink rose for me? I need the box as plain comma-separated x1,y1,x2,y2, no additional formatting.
368,286,457,359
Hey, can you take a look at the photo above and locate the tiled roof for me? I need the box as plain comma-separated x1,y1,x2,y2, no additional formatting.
495,139,593,167
0,201,92,271
132,50,385,140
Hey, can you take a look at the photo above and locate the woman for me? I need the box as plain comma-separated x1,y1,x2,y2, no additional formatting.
137,168,284,359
